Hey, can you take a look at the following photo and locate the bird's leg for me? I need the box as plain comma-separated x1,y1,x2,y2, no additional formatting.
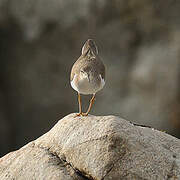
76,93,82,116
82,94,96,116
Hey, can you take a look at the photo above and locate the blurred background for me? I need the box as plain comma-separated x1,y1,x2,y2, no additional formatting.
0,0,180,157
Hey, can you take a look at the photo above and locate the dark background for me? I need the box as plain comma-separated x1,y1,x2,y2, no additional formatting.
0,0,180,157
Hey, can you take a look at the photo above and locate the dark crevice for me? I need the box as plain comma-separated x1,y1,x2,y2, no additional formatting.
102,164,114,180
74,168,94,180
37,145,94,180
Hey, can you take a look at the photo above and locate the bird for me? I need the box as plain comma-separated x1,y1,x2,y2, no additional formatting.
70,39,105,116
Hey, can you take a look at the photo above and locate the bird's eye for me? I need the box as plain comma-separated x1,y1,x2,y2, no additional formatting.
80,70,84,73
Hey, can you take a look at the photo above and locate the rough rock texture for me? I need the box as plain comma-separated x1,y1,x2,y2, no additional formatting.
0,114,180,180
1,0,180,156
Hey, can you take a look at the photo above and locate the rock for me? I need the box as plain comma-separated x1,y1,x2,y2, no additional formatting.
1,0,180,156
0,114,180,180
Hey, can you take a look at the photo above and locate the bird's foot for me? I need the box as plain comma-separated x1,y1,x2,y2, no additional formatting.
81,112,89,116
74,112,83,117
74,112,89,117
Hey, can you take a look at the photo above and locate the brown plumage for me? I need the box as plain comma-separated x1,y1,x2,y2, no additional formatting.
70,39,105,116
70,42,105,82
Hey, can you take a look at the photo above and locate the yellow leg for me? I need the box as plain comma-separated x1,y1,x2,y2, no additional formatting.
76,93,82,116
82,94,96,116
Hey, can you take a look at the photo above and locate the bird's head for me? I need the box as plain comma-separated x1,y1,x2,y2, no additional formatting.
81,39,98,57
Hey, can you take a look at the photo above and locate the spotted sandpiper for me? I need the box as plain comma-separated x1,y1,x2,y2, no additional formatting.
70,39,105,116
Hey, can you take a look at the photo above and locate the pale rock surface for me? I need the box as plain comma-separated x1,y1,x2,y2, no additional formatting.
1,0,180,156
0,113,180,180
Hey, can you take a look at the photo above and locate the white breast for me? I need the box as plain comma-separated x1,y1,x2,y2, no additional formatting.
71,74,79,92
71,73,105,95
100,74,105,88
